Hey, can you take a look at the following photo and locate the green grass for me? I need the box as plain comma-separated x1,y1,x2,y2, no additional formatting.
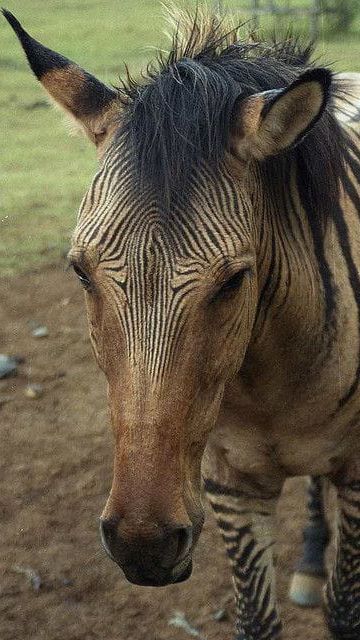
1,0,360,275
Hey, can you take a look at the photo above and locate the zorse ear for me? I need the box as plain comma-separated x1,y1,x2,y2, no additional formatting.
231,68,332,160
3,9,120,149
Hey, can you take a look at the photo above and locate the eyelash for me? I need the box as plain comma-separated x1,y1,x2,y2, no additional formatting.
212,268,250,302
70,263,250,298
72,263,92,291
220,269,248,292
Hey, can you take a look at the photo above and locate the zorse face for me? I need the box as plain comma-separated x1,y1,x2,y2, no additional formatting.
4,7,331,586
69,158,258,586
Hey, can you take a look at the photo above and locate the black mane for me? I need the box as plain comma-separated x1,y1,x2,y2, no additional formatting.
117,10,346,218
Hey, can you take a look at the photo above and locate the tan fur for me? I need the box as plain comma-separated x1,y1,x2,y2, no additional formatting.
8,5,360,631
41,65,88,110
234,80,325,159
41,66,121,152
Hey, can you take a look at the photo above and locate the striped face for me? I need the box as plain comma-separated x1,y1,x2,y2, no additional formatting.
5,8,333,586
69,144,258,584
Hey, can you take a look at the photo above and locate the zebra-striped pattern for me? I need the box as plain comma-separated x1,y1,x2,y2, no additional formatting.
325,480,360,639
73,151,254,387
71,106,360,640
5,7,360,638
205,479,281,640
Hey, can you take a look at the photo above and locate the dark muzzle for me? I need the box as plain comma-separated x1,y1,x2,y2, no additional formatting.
99,518,194,586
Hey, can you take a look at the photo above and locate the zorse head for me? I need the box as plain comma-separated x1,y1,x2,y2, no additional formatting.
4,9,332,586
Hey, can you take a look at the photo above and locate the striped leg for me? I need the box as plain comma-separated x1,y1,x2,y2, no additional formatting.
325,471,360,639
289,476,330,607
205,477,282,640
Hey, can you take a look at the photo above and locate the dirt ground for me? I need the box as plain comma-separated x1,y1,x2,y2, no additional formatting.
0,265,335,640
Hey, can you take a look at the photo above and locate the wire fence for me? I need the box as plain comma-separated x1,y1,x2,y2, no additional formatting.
214,1,352,40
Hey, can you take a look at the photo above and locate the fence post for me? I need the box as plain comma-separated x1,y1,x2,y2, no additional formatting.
310,0,320,41
252,0,260,29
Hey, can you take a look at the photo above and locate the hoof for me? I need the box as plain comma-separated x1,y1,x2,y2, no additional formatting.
289,572,325,607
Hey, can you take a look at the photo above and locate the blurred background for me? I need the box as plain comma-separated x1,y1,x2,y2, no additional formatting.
1,0,360,275
0,1,357,639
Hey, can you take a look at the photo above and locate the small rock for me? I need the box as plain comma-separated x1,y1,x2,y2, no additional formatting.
60,297,70,306
12,564,42,591
61,577,73,587
32,326,49,338
24,99,48,111
24,384,44,399
169,612,205,639
212,609,228,622
0,354,18,379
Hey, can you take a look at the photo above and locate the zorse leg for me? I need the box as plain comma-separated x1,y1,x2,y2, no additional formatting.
204,474,283,640
325,465,360,639
289,475,330,607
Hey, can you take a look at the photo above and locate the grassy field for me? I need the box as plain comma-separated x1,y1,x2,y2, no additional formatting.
1,0,360,275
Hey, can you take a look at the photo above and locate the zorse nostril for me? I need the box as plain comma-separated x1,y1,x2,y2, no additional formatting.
99,518,193,574
160,525,193,569
99,518,118,550
176,526,193,562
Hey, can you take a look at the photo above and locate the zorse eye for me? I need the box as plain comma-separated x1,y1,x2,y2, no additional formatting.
72,263,92,290
212,267,250,302
220,269,249,293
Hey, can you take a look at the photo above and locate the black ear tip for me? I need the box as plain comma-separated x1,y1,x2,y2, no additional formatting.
303,67,333,92
2,8,25,34
313,67,332,88
2,8,33,46
2,9,73,80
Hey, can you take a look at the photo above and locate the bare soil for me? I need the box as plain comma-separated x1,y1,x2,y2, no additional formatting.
0,266,334,640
